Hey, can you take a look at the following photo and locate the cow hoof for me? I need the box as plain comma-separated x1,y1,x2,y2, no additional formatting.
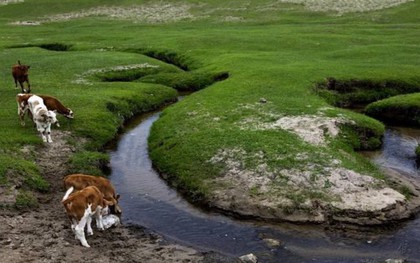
87,231,93,236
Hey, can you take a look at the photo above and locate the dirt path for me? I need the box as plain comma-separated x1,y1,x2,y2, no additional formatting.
0,131,233,263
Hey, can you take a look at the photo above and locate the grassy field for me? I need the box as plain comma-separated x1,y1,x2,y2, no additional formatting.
0,0,419,216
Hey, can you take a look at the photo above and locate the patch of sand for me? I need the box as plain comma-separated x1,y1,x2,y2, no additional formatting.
238,108,352,146
73,63,159,85
11,3,195,25
0,0,23,5
274,0,414,14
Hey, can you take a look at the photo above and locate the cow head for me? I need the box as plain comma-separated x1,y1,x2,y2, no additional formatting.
47,110,59,127
65,108,74,119
17,61,30,77
108,194,122,215
20,65,30,76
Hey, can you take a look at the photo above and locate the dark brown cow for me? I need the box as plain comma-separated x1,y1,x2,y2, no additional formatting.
12,60,31,93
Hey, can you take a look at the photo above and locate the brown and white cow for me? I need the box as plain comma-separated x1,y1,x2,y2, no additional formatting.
16,93,32,126
64,174,122,215
12,60,31,93
16,93,73,127
27,94,58,143
39,94,74,119
62,185,112,247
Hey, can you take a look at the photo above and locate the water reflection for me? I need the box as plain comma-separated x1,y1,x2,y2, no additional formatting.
362,127,420,177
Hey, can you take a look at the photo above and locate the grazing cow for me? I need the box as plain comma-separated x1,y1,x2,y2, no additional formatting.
16,93,73,127
40,94,74,119
27,95,58,143
62,186,112,248
64,174,122,215
12,60,31,93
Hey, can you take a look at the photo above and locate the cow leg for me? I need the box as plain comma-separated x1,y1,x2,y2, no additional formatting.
71,219,77,239
14,78,18,89
28,111,34,123
36,123,47,142
94,207,105,231
40,130,47,143
46,125,53,143
26,80,30,93
86,216,94,236
17,103,25,126
19,81,25,93
75,205,92,248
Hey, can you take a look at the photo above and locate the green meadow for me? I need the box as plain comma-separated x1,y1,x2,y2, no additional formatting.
0,0,419,216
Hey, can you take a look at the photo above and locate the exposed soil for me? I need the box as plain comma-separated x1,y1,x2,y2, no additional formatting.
0,131,233,263
205,105,420,225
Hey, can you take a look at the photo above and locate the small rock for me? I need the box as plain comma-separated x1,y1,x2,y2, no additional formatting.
239,253,258,263
259,98,267,103
102,214,121,229
2,238,12,245
385,259,406,263
263,238,282,248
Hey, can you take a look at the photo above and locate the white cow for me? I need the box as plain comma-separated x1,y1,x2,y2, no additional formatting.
27,95,58,143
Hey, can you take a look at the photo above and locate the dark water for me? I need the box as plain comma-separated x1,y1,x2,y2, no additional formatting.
362,127,420,177
108,112,420,262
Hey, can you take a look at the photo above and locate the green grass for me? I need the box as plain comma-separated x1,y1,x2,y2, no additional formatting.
0,0,419,211
365,93,420,126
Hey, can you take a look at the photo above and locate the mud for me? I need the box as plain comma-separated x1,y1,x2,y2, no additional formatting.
0,131,233,263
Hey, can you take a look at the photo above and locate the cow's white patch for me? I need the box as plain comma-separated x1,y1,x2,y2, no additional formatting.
62,186,74,201
75,204,92,248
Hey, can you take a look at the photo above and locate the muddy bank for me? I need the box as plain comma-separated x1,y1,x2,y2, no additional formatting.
0,131,233,263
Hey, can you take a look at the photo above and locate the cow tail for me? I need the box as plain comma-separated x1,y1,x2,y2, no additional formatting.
62,186,74,202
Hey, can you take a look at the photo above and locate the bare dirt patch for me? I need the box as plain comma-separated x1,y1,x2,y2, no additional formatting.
0,130,229,262
274,0,414,14
72,63,159,85
0,0,23,5
10,3,195,25
205,103,420,225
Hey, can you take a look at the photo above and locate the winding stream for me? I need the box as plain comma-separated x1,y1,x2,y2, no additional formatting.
107,106,420,262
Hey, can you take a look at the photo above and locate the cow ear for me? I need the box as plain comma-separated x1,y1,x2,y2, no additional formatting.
116,194,120,201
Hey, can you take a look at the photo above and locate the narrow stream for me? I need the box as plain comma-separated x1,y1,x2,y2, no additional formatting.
107,108,420,262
